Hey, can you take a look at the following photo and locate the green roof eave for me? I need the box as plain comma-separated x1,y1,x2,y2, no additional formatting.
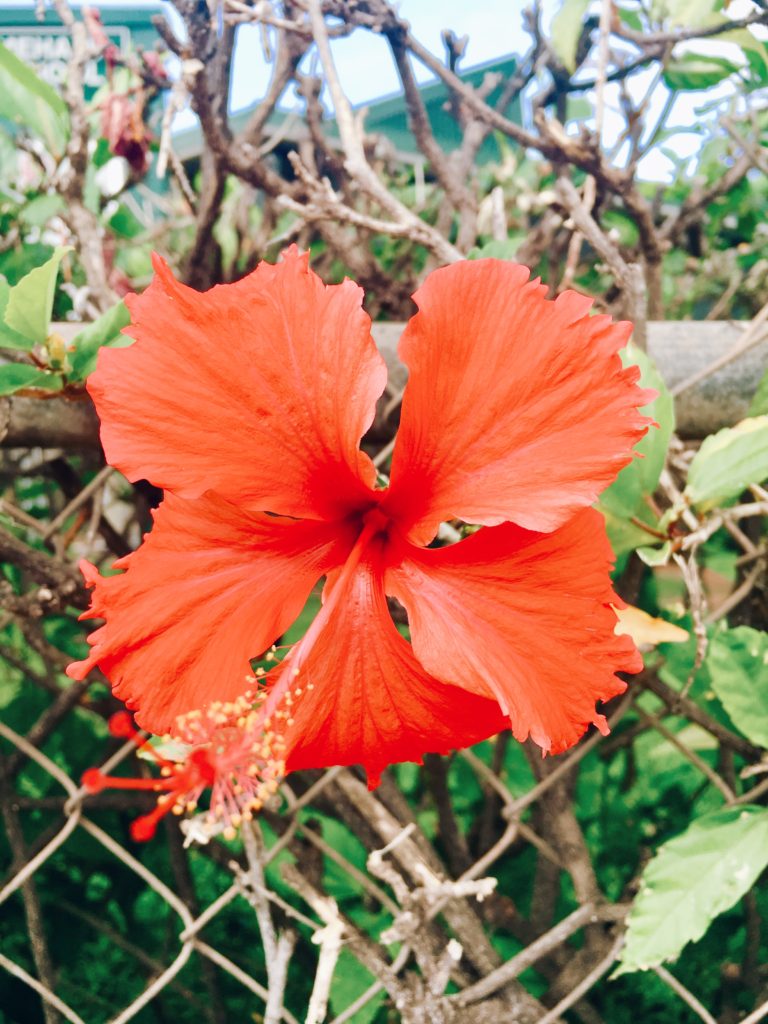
0,3,165,29
173,52,520,166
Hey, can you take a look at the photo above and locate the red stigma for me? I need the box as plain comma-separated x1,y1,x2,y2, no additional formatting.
79,689,286,842
188,747,217,786
82,768,106,792
108,711,138,739
130,814,160,842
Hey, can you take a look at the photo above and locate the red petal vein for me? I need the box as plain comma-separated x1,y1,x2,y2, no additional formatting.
89,247,386,521
384,259,653,543
67,492,356,733
281,542,508,785
385,508,642,754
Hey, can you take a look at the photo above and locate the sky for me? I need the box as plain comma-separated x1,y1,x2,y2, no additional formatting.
230,1,531,106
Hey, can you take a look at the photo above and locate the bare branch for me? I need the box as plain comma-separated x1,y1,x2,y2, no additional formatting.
304,0,463,263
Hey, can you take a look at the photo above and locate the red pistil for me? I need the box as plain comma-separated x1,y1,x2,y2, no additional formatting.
82,694,285,841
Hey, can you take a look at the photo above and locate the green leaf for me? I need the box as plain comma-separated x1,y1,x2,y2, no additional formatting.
600,507,659,559
467,237,524,260
0,363,63,395
598,344,673,555
616,6,643,32
666,0,725,29
551,0,591,73
617,344,674,509
617,806,768,974
663,53,741,91
718,26,768,73
565,96,592,123
707,627,768,748
3,247,71,348
0,40,69,157
317,813,370,902
329,949,385,1024
749,367,768,417
69,300,132,381
0,276,34,350
637,540,672,567
685,416,768,509
602,209,640,248
107,202,146,240
744,42,768,88
0,321,36,351
19,193,65,228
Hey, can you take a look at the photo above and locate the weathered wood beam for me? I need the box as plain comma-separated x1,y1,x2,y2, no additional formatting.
0,321,765,449
374,321,768,439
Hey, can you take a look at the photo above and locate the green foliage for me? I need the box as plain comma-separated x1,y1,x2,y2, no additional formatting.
0,276,37,350
601,209,640,248
69,300,133,381
0,254,134,395
664,0,725,29
615,6,643,32
467,238,524,261
707,627,768,748
749,366,768,417
329,950,385,1023
550,0,591,73
19,193,66,228
598,344,674,555
685,416,768,509
663,53,741,91
2,246,71,347
616,345,674,505
0,40,69,157
618,807,768,973
635,540,672,567
0,363,63,395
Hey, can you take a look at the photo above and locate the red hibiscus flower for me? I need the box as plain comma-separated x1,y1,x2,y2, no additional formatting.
69,248,649,803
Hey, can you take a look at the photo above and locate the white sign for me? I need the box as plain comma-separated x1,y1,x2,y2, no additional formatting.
1,26,130,89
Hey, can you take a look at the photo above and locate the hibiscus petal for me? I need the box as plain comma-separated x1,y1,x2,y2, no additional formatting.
66,492,356,733
89,247,387,520
385,508,641,755
383,260,653,543
280,544,508,786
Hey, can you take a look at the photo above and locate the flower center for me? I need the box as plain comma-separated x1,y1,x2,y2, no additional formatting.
361,504,391,539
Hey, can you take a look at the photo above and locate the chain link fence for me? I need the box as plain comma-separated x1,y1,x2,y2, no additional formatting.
4,684,763,1024
2,330,767,1024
